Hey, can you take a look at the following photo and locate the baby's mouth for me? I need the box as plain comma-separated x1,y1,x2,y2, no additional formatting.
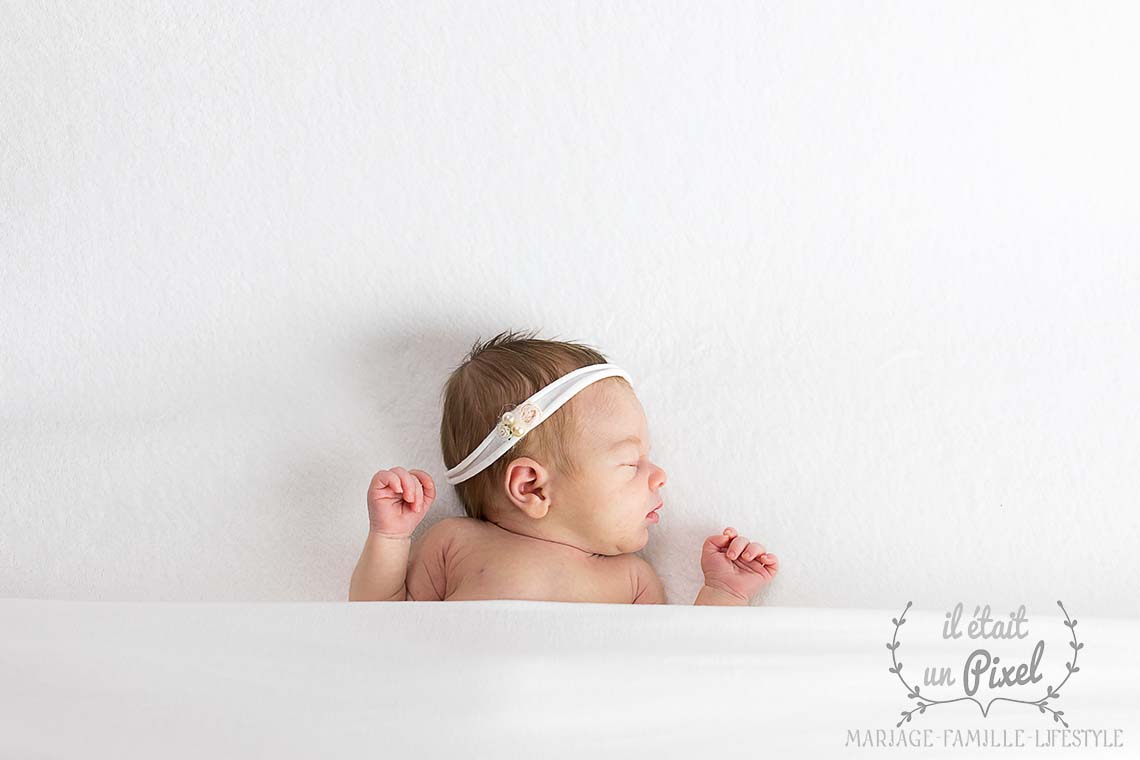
646,502,662,517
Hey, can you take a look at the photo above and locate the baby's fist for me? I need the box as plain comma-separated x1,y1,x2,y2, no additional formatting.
367,467,436,539
700,527,779,603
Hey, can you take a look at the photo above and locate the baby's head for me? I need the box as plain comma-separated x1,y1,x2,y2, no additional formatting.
440,329,667,556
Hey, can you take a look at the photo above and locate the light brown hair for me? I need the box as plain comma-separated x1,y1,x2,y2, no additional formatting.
440,329,631,521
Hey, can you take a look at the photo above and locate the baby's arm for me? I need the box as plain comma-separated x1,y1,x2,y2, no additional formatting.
349,533,412,601
349,520,452,601
348,467,435,602
694,584,751,606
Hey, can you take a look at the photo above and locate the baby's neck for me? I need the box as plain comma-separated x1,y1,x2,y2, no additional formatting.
485,517,604,559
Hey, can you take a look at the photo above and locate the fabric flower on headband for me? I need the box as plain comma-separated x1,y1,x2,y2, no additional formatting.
495,401,543,442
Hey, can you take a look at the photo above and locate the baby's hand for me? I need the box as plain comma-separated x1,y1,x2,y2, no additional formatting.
700,527,779,603
366,467,436,539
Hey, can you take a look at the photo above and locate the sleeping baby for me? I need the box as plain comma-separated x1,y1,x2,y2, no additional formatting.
348,330,779,605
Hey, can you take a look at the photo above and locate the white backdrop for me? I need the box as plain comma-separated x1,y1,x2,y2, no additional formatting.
3,2,1138,616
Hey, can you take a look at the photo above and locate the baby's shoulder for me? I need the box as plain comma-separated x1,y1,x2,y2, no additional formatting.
405,517,480,601
427,515,477,534
413,516,476,554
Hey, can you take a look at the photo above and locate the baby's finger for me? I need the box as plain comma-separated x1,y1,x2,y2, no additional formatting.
410,470,436,502
385,471,403,495
726,536,750,560
741,542,766,562
413,477,425,511
753,554,779,576
706,527,738,549
706,533,733,550
401,470,421,502
390,467,416,503
371,471,399,496
369,470,400,497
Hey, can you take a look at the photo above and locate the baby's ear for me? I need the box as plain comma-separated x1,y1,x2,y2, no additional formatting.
502,458,552,515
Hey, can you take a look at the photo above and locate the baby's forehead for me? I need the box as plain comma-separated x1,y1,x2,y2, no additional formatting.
578,380,638,414
575,384,646,440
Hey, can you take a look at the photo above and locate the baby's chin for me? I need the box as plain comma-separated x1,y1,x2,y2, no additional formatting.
578,531,649,557
612,527,651,555
567,517,652,555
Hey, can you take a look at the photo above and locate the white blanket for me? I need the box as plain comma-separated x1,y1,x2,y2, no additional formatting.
2,599,1136,758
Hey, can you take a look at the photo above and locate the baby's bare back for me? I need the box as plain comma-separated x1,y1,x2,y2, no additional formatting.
425,517,638,604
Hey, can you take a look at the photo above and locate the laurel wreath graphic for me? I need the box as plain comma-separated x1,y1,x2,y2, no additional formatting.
888,600,1082,728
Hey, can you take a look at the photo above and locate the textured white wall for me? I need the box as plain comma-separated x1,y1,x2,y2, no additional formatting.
3,2,1138,615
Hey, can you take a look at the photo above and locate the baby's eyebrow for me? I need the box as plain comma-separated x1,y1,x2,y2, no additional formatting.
608,435,647,451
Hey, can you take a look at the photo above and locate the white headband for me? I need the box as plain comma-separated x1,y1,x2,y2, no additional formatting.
445,362,632,486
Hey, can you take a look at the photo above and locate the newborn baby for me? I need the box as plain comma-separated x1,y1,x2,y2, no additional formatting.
349,330,778,605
